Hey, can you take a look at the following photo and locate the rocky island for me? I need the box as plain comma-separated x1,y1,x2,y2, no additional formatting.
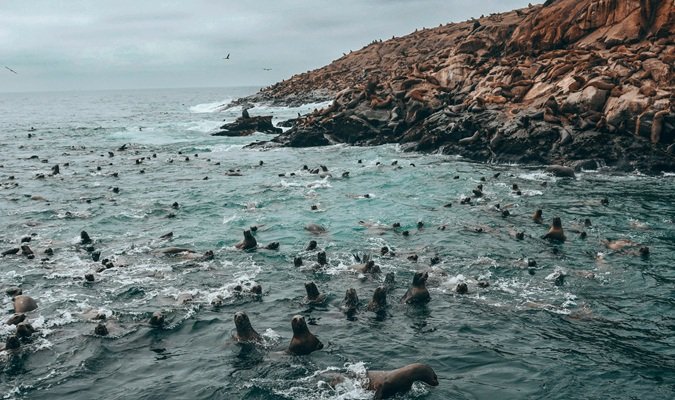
238,0,674,173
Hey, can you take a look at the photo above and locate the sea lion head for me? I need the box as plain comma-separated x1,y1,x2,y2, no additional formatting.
291,315,309,335
534,209,542,219
412,363,439,386
551,217,563,229
234,311,253,333
243,230,254,241
305,282,320,300
250,284,262,295
412,271,428,287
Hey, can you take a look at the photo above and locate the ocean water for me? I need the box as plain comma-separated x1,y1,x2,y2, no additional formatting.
0,87,674,400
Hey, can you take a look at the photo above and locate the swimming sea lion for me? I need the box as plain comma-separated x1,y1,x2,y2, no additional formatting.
533,209,543,224
6,314,25,325
304,224,326,234
317,251,327,266
366,363,439,399
81,231,92,244
16,322,35,338
340,288,359,315
542,217,566,242
94,322,109,336
456,282,469,294
13,295,38,313
233,311,262,343
401,272,430,304
306,240,317,251
384,272,396,292
235,230,257,250
5,336,20,350
367,286,387,313
149,311,165,327
293,257,303,267
288,315,323,355
304,281,326,304
157,247,196,255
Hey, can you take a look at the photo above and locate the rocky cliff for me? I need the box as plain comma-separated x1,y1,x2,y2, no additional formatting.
242,0,675,173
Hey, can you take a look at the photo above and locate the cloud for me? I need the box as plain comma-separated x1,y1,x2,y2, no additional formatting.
0,0,533,92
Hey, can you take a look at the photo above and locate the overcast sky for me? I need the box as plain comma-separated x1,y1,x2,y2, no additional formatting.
0,0,533,93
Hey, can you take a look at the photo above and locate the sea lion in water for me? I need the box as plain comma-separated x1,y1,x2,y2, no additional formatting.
13,295,38,313
366,363,439,399
304,282,326,304
157,247,196,255
340,288,359,315
233,311,262,343
288,315,323,355
533,209,543,224
367,286,387,313
542,217,566,242
304,224,326,234
6,313,25,325
235,230,257,250
400,272,430,304
149,311,165,327
306,240,317,250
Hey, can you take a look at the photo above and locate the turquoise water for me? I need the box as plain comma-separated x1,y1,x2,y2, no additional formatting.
1,88,674,399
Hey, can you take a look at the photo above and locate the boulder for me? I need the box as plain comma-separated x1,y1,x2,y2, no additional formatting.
212,115,282,137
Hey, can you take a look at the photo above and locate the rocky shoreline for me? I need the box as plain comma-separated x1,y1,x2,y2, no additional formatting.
233,0,674,174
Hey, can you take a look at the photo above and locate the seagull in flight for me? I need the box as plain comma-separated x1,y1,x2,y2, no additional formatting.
223,53,230,60
4,66,17,74
263,68,272,71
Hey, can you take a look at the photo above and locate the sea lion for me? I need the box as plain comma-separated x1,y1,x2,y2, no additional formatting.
233,311,262,343
6,314,25,325
157,247,196,255
533,209,543,224
293,256,303,267
542,217,566,242
340,288,359,315
366,363,439,399
16,322,35,338
367,286,387,313
306,240,317,250
149,311,165,327
456,283,469,294
235,230,257,250
13,295,38,313
304,224,326,234
304,282,326,304
288,315,323,355
384,272,396,292
317,251,327,266
351,254,381,274
401,272,430,304
5,336,20,350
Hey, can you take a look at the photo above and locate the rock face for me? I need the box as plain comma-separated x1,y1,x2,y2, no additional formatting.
239,0,675,173
212,114,282,137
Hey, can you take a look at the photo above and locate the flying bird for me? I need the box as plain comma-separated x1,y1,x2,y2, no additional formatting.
263,68,272,71
4,66,17,74
223,53,230,60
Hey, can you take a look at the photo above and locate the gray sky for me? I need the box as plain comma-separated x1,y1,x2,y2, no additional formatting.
0,0,532,93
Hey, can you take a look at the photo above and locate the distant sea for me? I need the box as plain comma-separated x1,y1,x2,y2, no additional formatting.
0,87,674,399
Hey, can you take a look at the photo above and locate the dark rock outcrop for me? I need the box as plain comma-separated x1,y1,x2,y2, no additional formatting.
212,114,282,137
238,0,675,173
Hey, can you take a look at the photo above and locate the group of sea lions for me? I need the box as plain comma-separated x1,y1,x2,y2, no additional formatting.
232,310,437,398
